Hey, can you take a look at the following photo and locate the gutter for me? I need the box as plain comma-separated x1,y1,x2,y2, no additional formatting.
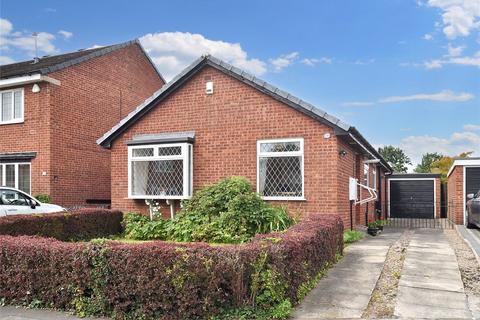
348,132,390,172
0,74,61,89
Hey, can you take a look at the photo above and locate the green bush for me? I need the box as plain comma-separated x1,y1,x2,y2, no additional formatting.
34,193,51,203
343,230,364,244
124,177,295,243
123,212,170,241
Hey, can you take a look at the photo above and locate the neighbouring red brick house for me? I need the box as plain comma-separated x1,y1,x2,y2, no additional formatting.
0,40,164,207
98,55,392,229
448,158,480,225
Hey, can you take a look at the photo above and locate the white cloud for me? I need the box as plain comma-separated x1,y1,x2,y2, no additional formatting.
427,0,480,39
0,18,57,55
301,57,332,66
341,101,375,107
354,58,375,65
379,90,474,103
424,50,480,68
0,56,14,65
140,32,267,80
464,123,480,130
270,52,299,72
343,90,474,106
447,43,465,56
58,30,73,40
423,33,434,40
400,130,480,166
0,18,13,35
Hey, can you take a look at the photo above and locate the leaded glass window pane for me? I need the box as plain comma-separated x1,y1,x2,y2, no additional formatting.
18,164,31,194
132,160,184,196
5,165,15,188
14,90,22,119
132,148,154,157
260,141,300,153
2,92,13,122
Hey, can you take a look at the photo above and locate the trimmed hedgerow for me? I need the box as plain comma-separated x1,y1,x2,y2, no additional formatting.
0,209,123,241
0,213,343,319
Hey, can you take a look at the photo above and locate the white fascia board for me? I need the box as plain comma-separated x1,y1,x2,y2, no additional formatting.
447,159,480,177
0,74,61,89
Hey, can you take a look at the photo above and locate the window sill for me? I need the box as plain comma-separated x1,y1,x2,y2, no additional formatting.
127,195,192,200
0,119,24,126
261,196,306,201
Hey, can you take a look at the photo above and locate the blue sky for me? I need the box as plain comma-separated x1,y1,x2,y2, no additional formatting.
1,0,479,168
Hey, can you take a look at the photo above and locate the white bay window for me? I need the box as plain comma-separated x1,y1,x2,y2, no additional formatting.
0,163,31,194
1,88,24,125
128,143,193,199
257,138,304,200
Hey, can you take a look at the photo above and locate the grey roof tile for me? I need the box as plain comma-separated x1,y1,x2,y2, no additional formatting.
0,39,165,83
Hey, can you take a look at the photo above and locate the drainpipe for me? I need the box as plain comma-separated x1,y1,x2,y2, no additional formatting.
166,199,175,219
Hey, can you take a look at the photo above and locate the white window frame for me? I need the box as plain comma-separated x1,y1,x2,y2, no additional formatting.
363,163,369,187
372,166,377,190
127,143,193,200
257,137,305,201
0,88,24,125
0,162,31,194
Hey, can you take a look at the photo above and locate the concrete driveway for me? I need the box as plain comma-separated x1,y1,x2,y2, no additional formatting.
292,228,474,319
394,229,471,319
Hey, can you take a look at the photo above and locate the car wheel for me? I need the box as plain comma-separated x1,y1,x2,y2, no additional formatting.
466,213,475,229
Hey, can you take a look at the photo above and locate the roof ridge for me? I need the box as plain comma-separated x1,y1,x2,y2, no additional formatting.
37,39,138,75
202,55,351,131
0,39,166,83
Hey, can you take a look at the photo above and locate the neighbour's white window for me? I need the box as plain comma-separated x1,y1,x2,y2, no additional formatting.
0,163,31,194
372,167,377,190
128,143,193,199
257,138,304,200
363,163,369,187
0,88,24,124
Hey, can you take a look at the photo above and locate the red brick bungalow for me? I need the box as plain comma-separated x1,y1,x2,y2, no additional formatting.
0,40,164,207
98,55,392,229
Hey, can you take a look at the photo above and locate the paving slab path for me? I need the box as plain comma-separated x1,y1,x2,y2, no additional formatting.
394,229,473,319
291,229,402,319
0,306,105,320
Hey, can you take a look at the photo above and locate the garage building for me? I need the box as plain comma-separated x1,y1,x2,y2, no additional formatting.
387,173,441,219
448,158,480,225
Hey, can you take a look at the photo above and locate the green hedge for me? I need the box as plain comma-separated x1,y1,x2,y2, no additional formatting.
0,209,123,241
0,213,343,319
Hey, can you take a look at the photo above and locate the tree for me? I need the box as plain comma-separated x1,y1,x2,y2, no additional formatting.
378,145,412,173
414,152,443,173
431,151,473,182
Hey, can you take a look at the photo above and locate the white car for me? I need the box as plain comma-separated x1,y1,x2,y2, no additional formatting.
0,187,66,217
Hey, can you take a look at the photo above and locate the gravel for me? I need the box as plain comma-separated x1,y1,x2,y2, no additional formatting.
443,229,480,318
362,229,413,319
444,229,480,295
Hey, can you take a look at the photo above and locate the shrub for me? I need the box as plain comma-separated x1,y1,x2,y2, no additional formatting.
125,177,295,243
0,213,343,319
343,230,364,244
0,209,123,241
123,212,170,240
33,193,51,203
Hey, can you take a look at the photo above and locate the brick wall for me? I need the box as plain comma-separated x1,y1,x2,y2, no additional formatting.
448,166,464,224
109,65,385,228
0,83,53,196
435,177,441,219
48,44,163,206
0,44,163,207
